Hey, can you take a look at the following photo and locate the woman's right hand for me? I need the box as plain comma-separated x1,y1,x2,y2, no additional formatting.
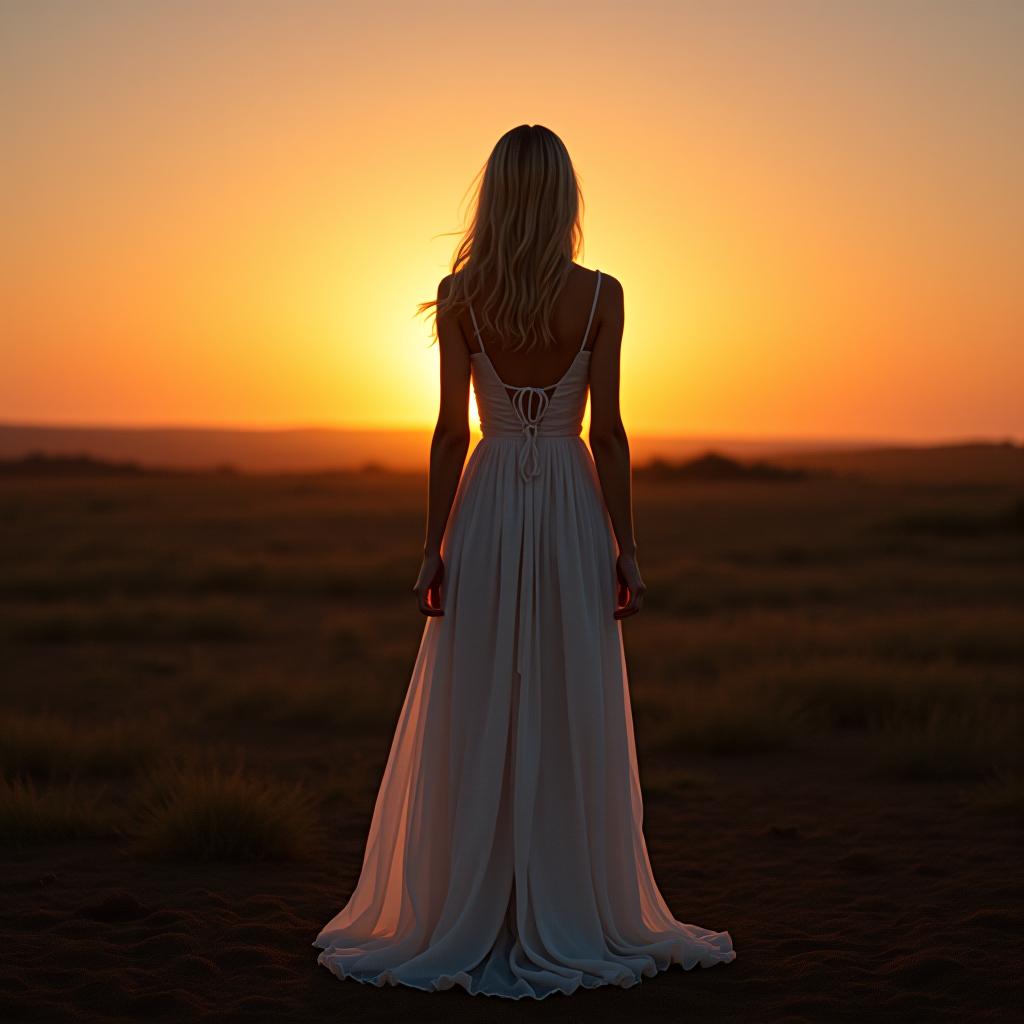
412,550,445,616
614,552,646,619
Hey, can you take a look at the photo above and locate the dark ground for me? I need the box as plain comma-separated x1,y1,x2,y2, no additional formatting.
1,465,1021,1022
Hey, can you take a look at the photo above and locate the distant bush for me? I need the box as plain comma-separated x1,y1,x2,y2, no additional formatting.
636,450,816,482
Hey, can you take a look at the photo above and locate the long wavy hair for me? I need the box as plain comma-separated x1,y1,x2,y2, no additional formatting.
418,124,584,352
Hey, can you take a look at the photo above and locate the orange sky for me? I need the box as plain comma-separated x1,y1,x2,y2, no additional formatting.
2,1,1022,441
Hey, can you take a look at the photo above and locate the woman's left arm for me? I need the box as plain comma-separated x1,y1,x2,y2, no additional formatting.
412,274,471,615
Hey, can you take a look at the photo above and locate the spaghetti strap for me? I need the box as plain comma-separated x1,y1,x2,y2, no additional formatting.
468,303,486,356
579,269,602,353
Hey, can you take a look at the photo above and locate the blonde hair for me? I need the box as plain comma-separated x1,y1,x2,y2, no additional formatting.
418,124,584,352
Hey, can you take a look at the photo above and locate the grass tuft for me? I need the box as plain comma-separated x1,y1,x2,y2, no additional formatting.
130,752,322,862
0,775,118,842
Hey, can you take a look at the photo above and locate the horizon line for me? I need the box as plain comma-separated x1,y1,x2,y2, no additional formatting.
1,420,1020,449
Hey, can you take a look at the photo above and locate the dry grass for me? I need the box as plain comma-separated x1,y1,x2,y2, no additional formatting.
756,658,1020,732
198,675,401,735
0,465,1020,1019
642,685,808,755
0,470,1020,830
870,702,1020,781
0,775,118,842
626,606,1024,686
130,752,323,862
0,711,165,779
2,598,258,644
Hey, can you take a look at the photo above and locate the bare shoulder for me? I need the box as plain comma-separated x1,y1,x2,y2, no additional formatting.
435,273,457,330
598,270,622,297
595,271,624,327
571,264,622,311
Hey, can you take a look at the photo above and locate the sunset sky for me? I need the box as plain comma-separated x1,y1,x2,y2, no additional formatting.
2,0,1022,441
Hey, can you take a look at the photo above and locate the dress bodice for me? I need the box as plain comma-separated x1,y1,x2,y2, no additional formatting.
469,270,601,482
471,350,590,468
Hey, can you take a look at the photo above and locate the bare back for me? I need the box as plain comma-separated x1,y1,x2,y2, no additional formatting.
460,264,608,389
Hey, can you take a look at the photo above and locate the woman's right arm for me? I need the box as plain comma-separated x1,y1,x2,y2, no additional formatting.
412,274,471,615
588,275,646,618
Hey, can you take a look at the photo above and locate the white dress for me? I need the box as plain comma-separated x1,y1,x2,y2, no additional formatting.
313,269,736,999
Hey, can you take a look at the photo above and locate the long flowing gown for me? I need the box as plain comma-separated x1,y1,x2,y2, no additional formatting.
312,269,736,999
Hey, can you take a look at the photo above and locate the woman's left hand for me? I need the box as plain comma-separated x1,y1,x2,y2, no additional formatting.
412,551,445,616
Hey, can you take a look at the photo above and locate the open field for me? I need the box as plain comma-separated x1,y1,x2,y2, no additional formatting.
1,460,1022,1022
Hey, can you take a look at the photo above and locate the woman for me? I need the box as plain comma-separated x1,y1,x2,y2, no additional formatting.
313,124,736,999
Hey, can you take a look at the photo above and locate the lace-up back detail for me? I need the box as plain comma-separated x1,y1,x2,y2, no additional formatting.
469,270,602,482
